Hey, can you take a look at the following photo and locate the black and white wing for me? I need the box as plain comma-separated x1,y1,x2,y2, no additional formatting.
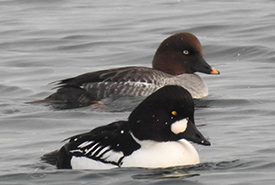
57,121,140,169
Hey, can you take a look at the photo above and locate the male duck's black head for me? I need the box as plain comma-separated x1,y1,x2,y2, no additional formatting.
128,85,210,146
152,32,220,75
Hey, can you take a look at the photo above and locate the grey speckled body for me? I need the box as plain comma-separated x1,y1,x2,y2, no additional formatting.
83,72,207,99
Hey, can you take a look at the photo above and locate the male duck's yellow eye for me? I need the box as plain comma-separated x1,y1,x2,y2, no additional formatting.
171,111,178,116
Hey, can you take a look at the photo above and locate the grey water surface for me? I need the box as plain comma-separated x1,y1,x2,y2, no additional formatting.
1,0,275,184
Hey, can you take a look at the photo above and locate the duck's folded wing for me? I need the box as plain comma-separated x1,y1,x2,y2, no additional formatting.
54,67,172,99
57,121,140,168
57,66,170,87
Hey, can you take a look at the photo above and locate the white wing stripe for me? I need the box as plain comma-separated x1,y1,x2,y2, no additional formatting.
95,146,111,157
83,142,98,155
78,141,93,148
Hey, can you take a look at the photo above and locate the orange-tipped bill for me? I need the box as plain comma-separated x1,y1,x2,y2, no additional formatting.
210,67,220,75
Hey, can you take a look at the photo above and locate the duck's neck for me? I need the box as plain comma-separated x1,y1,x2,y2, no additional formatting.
152,56,189,75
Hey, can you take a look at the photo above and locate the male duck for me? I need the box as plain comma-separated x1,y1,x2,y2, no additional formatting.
42,85,211,169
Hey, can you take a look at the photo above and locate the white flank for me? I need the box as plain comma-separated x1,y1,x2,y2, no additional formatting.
71,156,116,170
70,150,124,170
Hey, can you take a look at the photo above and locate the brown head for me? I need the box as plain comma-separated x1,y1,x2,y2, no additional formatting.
152,32,219,75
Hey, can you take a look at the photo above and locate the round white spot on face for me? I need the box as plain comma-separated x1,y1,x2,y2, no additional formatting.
171,118,188,134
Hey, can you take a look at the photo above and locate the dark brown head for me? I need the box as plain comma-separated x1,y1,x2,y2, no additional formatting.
152,32,219,75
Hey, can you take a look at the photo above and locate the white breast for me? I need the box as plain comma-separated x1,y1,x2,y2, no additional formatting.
121,139,200,169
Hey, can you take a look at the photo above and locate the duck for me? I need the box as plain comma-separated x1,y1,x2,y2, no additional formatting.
42,85,211,169
39,32,219,106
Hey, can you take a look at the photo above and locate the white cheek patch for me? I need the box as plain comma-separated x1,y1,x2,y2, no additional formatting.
171,118,188,134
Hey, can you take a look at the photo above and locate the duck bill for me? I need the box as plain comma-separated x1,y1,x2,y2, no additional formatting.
210,67,220,75
177,119,211,146
193,57,220,75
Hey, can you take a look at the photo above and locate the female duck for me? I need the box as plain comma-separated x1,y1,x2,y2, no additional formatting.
39,32,219,106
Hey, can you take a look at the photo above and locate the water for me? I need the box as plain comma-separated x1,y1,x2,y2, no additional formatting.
1,0,275,184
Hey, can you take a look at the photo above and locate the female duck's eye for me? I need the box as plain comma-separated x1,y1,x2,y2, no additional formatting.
183,50,189,55
171,111,178,116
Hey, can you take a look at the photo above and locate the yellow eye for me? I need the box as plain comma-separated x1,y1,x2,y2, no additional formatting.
171,111,178,116
183,50,189,55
